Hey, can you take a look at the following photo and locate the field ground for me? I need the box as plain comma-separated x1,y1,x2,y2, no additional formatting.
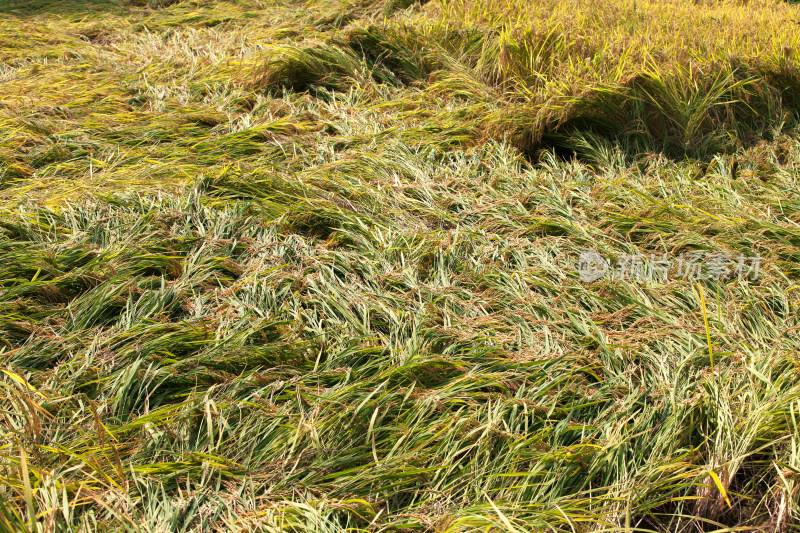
2,0,800,531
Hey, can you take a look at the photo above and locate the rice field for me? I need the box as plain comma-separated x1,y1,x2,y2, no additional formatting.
2,0,800,531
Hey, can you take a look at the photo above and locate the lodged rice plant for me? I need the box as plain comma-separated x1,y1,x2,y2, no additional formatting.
2,0,800,531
